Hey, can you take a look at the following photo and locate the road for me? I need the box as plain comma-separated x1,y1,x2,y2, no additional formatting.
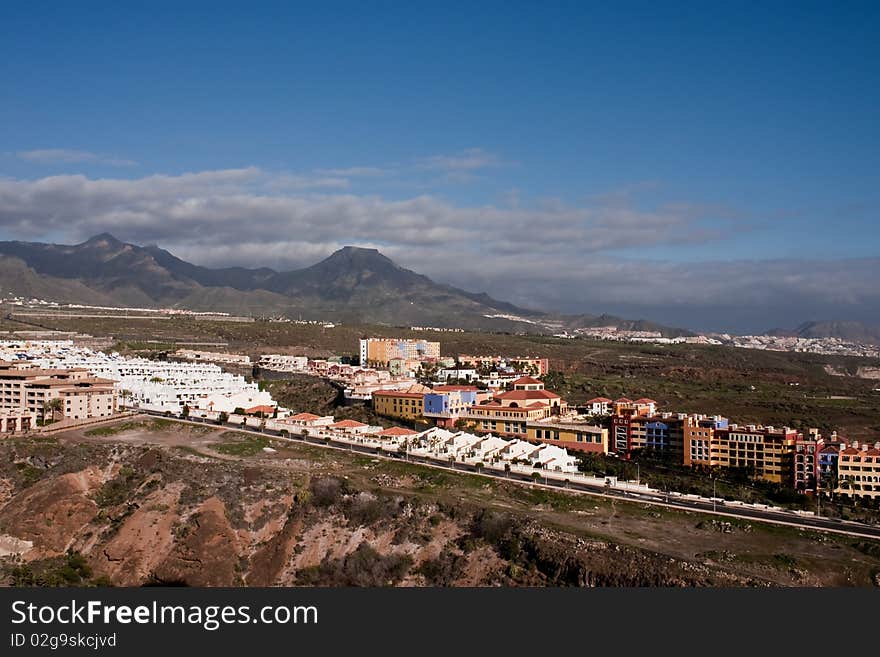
139,411,880,541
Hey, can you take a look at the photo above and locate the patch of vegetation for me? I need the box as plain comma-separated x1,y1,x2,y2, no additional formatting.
84,417,193,437
416,551,467,585
93,465,139,507
15,462,43,488
309,477,345,507
342,491,404,527
773,553,798,568
172,445,216,459
852,541,880,559
296,542,412,586
2,551,112,587
210,435,270,456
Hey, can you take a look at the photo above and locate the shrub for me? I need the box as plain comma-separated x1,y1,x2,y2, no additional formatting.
297,543,412,586
309,477,343,507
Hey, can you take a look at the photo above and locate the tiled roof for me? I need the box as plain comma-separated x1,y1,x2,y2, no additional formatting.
377,426,419,437
290,412,321,420
330,419,368,428
495,389,559,401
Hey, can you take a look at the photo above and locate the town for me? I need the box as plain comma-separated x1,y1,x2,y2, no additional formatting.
1,335,877,506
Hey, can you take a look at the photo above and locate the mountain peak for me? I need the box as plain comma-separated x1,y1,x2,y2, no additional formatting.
81,232,125,247
323,245,395,268
339,245,379,253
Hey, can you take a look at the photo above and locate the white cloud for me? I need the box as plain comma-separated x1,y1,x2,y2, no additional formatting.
16,149,138,167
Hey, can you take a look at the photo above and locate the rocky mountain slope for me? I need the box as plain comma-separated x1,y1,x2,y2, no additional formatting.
0,234,686,334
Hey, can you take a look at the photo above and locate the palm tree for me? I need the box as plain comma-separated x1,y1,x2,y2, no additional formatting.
118,389,132,410
42,398,63,424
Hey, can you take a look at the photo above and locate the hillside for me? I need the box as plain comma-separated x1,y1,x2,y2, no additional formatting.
770,320,880,346
3,421,879,587
0,234,686,334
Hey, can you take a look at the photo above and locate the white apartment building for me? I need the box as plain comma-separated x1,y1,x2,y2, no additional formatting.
258,355,309,372
436,368,478,382
175,350,252,366
30,349,271,413
407,428,580,474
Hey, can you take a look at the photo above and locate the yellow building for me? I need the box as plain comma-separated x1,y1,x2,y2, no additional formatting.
527,420,608,453
712,424,798,483
372,384,432,421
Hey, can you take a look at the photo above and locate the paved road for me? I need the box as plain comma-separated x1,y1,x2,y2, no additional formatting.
140,411,880,541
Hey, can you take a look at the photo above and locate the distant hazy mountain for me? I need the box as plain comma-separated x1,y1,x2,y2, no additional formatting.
769,320,880,346
0,234,687,334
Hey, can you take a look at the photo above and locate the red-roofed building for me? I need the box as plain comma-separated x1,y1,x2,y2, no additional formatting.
330,419,367,428
246,405,276,417
329,419,375,435
276,412,335,428
290,412,321,421
461,377,568,438
612,397,655,417
377,426,418,438
584,397,613,415
511,376,544,389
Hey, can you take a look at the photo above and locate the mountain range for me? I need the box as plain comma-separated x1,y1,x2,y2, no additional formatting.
0,234,687,335
768,320,880,346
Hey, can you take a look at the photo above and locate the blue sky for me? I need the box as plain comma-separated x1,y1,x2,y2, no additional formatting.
1,2,878,331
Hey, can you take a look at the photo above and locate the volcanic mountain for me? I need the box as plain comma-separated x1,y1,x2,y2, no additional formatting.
0,233,685,333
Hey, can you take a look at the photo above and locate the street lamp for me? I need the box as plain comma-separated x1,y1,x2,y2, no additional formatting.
712,476,717,513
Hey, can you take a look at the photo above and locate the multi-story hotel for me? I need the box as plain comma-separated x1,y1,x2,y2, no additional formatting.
711,424,798,484
836,441,880,500
0,364,118,421
612,410,693,460
683,415,730,466
359,338,440,367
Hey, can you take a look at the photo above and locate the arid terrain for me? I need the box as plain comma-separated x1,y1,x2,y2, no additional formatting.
2,418,879,587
